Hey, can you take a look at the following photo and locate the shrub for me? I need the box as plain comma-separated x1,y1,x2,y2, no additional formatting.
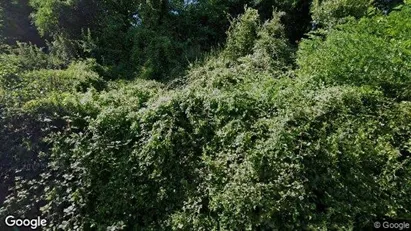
311,0,372,28
0,52,105,228
2,4,411,231
298,4,411,100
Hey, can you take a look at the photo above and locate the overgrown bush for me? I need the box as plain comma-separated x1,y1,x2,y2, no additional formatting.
2,2,411,231
0,47,105,229
1,7,408,230
311,0,372,28
298,4,411,100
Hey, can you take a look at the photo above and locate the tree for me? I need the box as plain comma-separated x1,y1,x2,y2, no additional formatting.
0,0,44,46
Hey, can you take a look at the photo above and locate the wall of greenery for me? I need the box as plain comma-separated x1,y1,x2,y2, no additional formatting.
1,0,410,230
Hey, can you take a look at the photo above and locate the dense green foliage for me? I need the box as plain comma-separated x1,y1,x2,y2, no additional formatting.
299,4,411,100
27,0,312,80
311,0,404,28
1,0,411,230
